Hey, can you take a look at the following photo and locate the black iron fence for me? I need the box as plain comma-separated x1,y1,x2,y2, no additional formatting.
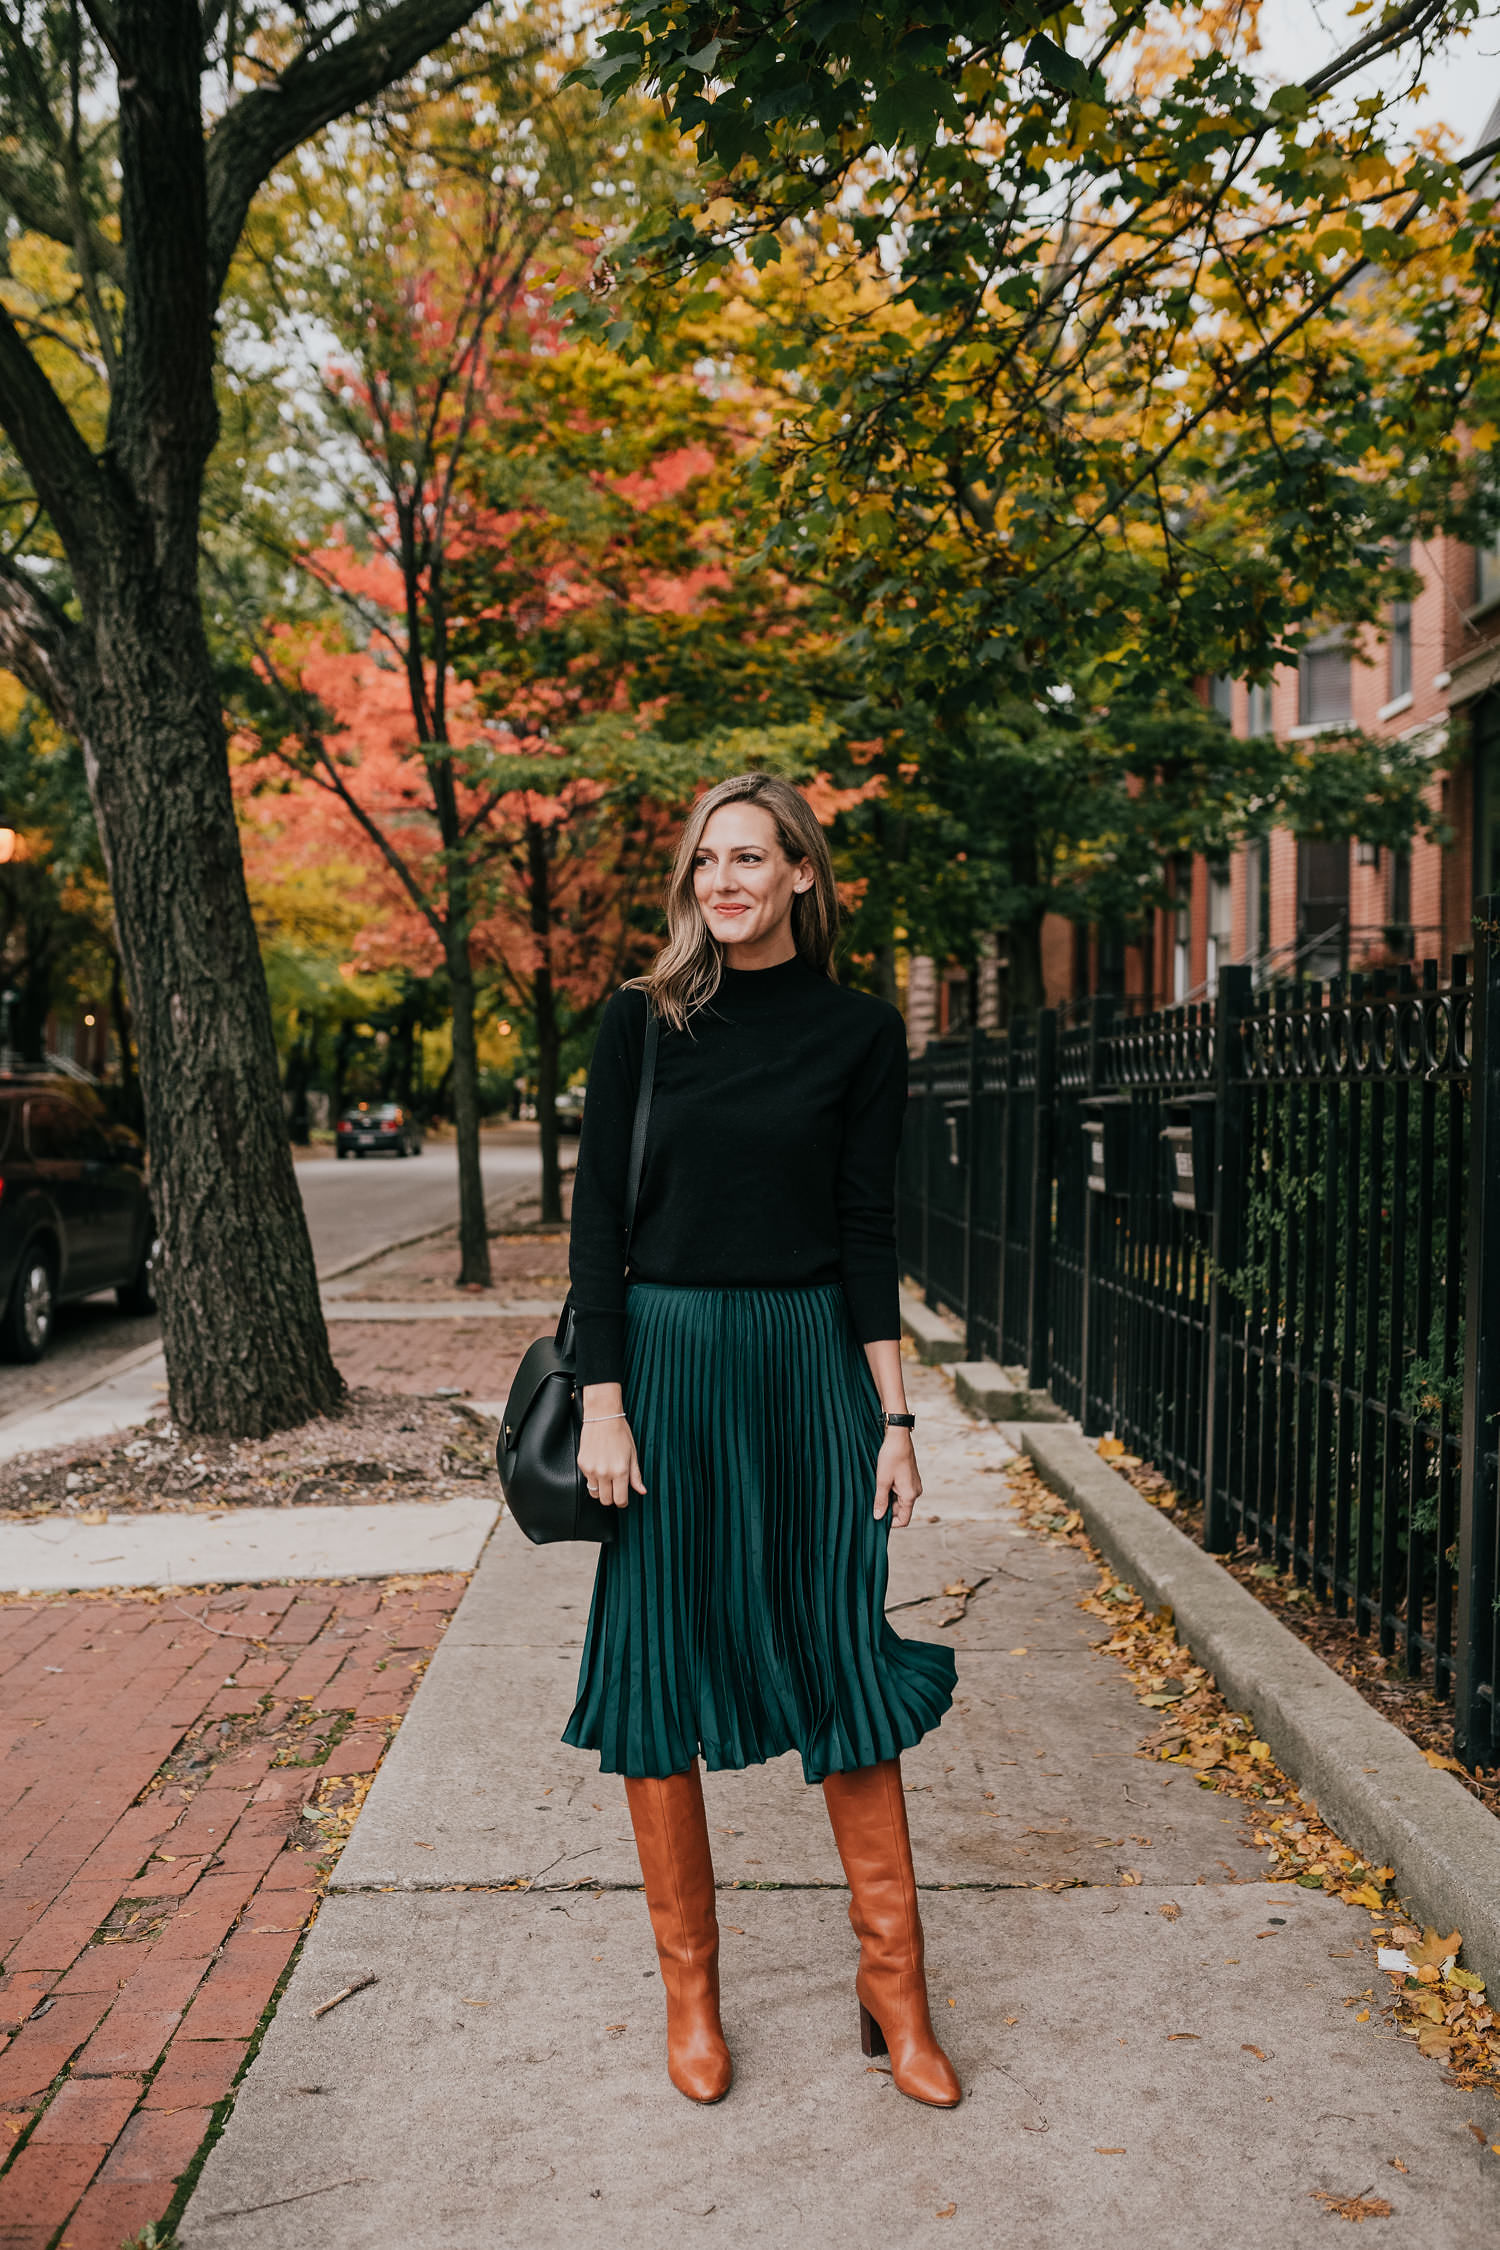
898,913,1500,1768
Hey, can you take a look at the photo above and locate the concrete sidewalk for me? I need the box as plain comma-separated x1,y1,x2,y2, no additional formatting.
0,1493,499,1591
181,1368,1495,2250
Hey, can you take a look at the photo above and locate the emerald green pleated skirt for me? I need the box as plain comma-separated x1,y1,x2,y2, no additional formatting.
563,1281,956,1782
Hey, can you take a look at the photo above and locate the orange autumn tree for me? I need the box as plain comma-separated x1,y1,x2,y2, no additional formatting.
226,61,692,1277
235,583,678,1222
232,247,848,1232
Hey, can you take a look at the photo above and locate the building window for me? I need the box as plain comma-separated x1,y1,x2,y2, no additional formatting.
1247,682,1273,736
1245,838,1271,959
1171,857,1192,1003
1478,539,1500,612
1299,632,1352,727
1387,849,1413,956
1388,542,1412,702
1206,862,1232,988
1210,676,1235,722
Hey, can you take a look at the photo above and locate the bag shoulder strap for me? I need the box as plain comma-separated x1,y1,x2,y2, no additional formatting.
622,1006,660,1256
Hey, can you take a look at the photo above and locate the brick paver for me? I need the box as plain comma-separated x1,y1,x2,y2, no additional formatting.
0,1571,466,2246
329,1315,536,1397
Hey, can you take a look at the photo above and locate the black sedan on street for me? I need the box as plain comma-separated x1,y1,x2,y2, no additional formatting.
0,1075,156,1360
335,1102,424,1158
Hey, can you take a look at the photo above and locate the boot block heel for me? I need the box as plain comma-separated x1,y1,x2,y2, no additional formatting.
859,2002,888,2059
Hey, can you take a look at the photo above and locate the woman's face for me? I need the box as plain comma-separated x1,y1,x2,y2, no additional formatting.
692,802,814,954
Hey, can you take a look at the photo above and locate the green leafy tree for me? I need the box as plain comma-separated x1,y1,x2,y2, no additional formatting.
0,2,539,1436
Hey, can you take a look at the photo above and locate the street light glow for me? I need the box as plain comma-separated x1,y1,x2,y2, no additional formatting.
0,827,16,864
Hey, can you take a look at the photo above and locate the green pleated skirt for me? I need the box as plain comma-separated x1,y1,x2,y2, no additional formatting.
563,1281,956,1782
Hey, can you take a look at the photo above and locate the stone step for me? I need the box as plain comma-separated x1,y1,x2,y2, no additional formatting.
898,1287,965,1363
952,1359,1066,1423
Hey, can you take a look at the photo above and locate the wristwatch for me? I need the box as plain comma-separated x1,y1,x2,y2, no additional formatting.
883,1411,916,1429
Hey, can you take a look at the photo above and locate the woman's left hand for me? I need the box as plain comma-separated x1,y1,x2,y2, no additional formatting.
873,1427,922,1528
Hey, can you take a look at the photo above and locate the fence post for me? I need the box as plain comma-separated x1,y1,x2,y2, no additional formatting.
1026,1008,1058,1387
962,1024,983,1360
1078,994,1114,1437
1203,965,1252,1552
1457,901,1500,1766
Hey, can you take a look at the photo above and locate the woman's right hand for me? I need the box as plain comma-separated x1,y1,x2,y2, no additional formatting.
577,1383,647,1509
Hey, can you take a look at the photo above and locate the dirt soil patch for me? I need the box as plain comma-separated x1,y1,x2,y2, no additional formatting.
0,1390,500,1524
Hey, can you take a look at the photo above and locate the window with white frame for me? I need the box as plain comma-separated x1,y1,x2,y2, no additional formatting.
1478,538,1500,611
1388,543,1412,702
1206,863,1232,988
1247,682,1273,736
1171,857,1192,1002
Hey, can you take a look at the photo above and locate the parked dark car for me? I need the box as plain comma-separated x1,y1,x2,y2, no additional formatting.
335,1102,424,1159
0,1074,156,1362
554,1086,586,1138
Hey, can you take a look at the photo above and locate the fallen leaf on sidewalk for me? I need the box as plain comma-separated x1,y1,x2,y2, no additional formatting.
1242,2046,1268,2060
1005,1459,1500,2099
1158,1902,1181,1921
1308,2187,1393,2220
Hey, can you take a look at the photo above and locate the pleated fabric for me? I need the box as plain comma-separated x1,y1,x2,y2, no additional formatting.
563,1281,956,1782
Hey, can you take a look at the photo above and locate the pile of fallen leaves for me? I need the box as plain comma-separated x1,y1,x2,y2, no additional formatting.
0,1390,498,1522
1006,1456,1500,2106
1091,1437,1500,1826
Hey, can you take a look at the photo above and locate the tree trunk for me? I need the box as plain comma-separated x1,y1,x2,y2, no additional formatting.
285,1020,314,1145
1007,911,1047,1018
526,819,563,1225
78,582,342,1436
443,927,492,1286
534,965,562,1227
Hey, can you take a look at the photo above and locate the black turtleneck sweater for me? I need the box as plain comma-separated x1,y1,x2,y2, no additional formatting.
568,955,908,1386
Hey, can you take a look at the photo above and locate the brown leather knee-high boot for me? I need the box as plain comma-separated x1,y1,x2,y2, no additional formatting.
624,1764,732,2103
821,1758,961,2108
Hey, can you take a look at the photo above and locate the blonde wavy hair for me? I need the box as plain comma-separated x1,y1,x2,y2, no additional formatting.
636,773,839,1030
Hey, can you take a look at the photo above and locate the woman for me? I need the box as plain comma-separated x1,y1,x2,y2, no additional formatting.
566,771,960,2110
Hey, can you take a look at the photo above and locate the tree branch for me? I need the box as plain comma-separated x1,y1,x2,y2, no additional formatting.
0,298,109,567
0,556,83,732
1301,0,1453,100
203,0,487,298
0,152,125,287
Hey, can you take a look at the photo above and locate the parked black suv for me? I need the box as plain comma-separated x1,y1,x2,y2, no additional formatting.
0,1075,156,1361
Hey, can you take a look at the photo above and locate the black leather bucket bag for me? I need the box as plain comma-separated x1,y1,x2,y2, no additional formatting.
496,1010,659,1544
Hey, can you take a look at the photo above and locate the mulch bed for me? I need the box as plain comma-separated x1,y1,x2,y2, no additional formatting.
0,1390,499,1525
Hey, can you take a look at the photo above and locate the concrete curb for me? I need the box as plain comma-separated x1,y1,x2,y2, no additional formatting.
0,1336,165,1436
952,1358,1066,1422
898,1287,964,1364
1023,1423,1500,1991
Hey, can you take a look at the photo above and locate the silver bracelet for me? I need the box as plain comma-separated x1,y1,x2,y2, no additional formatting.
581,1411,627,1424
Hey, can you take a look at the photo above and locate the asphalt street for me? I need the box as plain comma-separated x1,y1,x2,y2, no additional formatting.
0,1127,549,1422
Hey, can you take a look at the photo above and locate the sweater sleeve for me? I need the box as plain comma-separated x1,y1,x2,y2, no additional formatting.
568,984,649,1387
836,1006,908,1344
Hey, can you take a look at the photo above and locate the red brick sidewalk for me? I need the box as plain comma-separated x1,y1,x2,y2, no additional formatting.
0,1573,466,2249
329,1316,538,1399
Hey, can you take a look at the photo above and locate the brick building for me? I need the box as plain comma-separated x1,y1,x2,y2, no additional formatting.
902,104,1500,1045
905,525,1500,1042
